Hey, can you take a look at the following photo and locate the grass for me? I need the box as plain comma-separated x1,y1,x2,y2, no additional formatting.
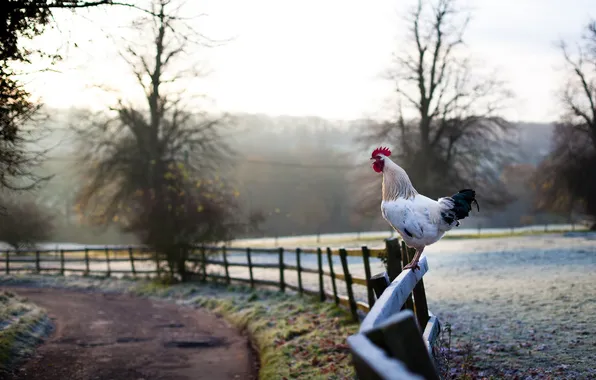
135,281,359,379
0,290,52,376
0,275,359,379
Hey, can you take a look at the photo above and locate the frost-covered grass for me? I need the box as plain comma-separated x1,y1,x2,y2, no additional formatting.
0,290,51,376
421,234,596,379
0,274,358,380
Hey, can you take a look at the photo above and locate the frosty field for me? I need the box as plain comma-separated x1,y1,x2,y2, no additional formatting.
2,232,595,378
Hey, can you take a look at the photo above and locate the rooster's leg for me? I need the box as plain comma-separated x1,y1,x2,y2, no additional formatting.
403,248,423,271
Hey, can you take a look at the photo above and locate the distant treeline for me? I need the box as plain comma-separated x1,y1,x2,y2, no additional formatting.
23,111,571,244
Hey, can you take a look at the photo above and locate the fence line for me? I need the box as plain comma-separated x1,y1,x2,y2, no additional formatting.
2,238,443,378
1,244,392,321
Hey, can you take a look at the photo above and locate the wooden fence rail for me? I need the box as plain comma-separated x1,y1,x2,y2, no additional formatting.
347,238,441,380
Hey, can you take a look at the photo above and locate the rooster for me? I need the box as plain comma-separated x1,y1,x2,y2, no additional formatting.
371,146,479,270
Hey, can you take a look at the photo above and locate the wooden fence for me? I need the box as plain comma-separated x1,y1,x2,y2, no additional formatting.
2,238,442,378
347,239,441,380
0,242,402,321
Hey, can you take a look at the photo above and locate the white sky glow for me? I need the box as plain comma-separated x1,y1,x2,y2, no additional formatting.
18,0,596,123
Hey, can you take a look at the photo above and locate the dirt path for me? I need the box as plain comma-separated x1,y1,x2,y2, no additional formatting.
2,287,257,380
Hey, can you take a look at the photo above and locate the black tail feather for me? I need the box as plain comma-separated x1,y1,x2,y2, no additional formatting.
450,188,480,220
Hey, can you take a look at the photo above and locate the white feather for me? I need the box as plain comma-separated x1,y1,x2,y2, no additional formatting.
381,194,458,250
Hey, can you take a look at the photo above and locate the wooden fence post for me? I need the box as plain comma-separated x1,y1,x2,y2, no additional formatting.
400,242,415,311
200,246,207,283
35,250,40,274
317,248,325,302
155,251,161,278
339,248,358,322
104,247,111,277
5,250,9,274
370,272,390,299
60,250,65,276
222,246,230,285
361,246,375,308
326,247,339,305
412,276,430,329
278,248,285,292
386,238,402,281
246,247,254,288
364,311,440,380
296,248,303,295
84,248,90,276
128,246,136,277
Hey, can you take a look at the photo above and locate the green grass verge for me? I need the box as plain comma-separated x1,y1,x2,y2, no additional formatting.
0,290,51,376
133,281,359,380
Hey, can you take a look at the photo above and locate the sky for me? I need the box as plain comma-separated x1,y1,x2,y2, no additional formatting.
19,0,596,123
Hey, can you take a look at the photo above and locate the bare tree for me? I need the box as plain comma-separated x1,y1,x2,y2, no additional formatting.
0,193,54,249
1,1,153,191
74,0,238,279
359,0,515,214
534,21,596,229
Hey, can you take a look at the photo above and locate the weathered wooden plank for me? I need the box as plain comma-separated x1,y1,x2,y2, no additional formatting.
347,334,424,380
2,258,36,263
221,247,281,254
86,257,131,263
339,248,359,322
285,265,319,275
325,272,368,285
278,247,285,292
128,247,136,276
400,242,415,311
362,246,376,308
386,238,402,281
60,250,65,276
326,247,339,305
364,310,440,380
247,262,280,269
222,246,231,284
224,262,251,268
356,301,370,313
246,247,254,288
35,251,40,273
359,256,429,333
423,315,441,356
412,278,430,328
296,248,303,295
207,273,280,288
369,248,386,258
200,246,208,283
370,272,390,299
323,291,370,312
317,248,325,302
84,248,90,275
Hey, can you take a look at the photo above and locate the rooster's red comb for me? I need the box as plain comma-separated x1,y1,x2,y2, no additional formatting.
371,146,391,157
